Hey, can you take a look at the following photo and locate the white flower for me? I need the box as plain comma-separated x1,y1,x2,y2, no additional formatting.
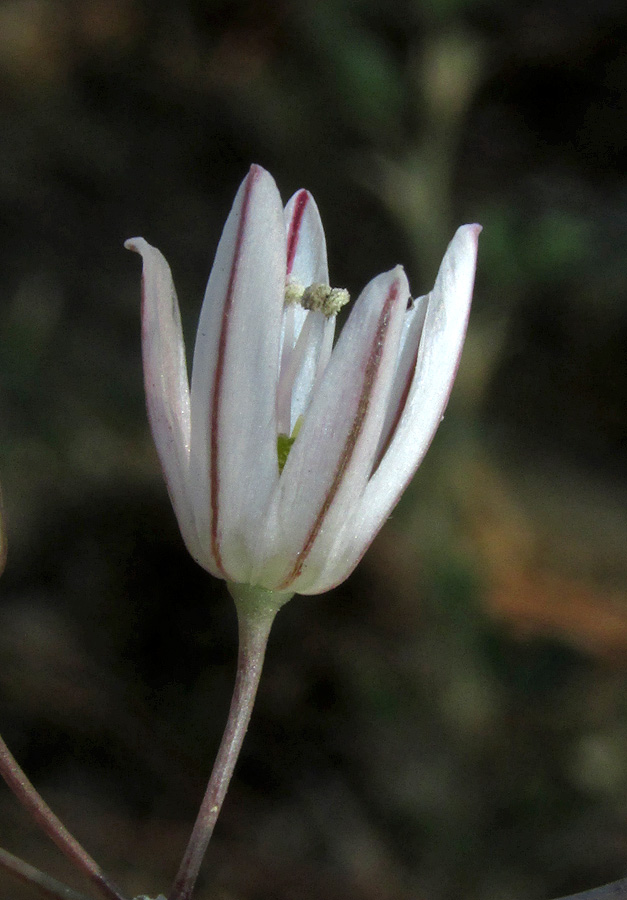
125,165,480,598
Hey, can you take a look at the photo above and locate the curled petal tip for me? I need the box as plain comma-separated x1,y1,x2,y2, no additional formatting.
124,237,146,253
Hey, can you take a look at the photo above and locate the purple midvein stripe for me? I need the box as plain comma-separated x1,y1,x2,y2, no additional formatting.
210,166,260,575
286,190,309,276
278,278,400,589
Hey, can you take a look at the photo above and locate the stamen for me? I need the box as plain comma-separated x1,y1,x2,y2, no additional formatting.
301,283,350,317
284,280,350,318
284,280,305,305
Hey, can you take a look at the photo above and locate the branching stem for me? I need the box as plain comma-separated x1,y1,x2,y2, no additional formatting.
0,846,92,900
0,732,127,900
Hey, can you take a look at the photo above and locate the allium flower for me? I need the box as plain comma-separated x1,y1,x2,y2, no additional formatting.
125,165,480,600
125,166,480,900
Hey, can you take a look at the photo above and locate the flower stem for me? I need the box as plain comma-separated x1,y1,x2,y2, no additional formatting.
0,846,92,900
168,584,292,900
0,732,128,900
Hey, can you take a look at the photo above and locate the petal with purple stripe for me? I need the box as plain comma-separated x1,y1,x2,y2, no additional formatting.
124,238,203,567
285,189,329,285
254,265,410,592
278,190,335,434
189,165,286,583
305,224,481,594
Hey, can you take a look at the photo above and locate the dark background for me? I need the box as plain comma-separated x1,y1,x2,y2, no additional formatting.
0,1,626,898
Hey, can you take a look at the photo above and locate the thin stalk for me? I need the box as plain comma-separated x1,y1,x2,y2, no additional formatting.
0,733,127,900
0,846,92,900
168,585,292,900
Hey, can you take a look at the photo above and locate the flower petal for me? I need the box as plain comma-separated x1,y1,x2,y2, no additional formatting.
254,265,410,593
284,189,329,285
124,237,203,565
373,292,429,466
277,190,334,433
284,309,335,430
189,165,286,583
307,224,481,593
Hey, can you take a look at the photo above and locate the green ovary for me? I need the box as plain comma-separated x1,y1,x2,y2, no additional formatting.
277,416,303,473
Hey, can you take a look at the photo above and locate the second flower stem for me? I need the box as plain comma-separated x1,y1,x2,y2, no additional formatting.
168,585,292,900
0,846,92,900
0,733,127,900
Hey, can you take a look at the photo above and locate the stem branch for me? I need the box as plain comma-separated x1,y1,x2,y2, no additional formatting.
0,732,127,900
0,846,92,900
168,585,291,900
